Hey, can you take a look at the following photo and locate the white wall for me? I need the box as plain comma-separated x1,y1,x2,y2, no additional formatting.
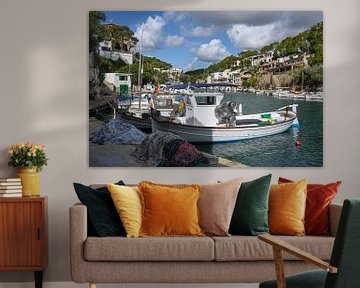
0,0,360,283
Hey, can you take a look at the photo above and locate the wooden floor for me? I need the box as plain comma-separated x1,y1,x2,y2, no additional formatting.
0,283,259,288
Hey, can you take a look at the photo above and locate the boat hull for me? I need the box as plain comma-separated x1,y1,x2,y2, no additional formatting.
117,111,152,131
152,118,295,143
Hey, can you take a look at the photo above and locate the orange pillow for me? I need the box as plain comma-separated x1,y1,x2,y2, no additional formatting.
278,177,341,235
138,181,204,237
269,179,307,236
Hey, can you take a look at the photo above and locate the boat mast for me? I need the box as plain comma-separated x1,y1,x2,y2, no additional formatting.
137,27,143,110
301,70,304,92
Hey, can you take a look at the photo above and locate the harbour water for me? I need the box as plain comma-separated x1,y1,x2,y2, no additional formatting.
94,92,323,167
194,92,323,167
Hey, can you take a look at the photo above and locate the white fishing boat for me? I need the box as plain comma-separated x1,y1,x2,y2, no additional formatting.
292,91,307,100
306,92,323,101
153,96,175,117
115,93,151,130
151,91,299,143
277,90,293,98
117,93,177,131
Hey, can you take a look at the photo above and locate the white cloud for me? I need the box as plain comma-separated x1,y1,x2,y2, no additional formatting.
227,24,278,50
196,39,230,63
135,16,165,51
190,11,322,30
185,57,199,71
190,11,322,50
163,11,187,23
191,25,216,37
165,35,185,47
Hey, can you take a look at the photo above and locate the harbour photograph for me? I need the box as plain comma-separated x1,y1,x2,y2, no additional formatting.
89,11,323,167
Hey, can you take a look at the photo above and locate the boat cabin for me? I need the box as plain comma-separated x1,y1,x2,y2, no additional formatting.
182,92,224,126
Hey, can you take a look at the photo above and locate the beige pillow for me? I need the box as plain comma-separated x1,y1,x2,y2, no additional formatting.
198,178,242,236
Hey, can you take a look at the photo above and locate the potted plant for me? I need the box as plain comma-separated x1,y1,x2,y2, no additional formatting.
8,143,48,197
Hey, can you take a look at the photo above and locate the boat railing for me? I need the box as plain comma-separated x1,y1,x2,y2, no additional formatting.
276,104,298,114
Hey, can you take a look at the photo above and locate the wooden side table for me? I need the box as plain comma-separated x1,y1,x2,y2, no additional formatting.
0,197,48,288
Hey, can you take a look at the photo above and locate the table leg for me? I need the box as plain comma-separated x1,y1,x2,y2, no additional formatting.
34,271,43,288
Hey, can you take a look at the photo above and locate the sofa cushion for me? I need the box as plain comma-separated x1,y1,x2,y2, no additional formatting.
84,236,214,261
229,174,271,236
279,177,341,236
139,181,203,237
198,178,242,236
212,236,334,261
269,179,307,236
73,181,126,237
107,184,142,238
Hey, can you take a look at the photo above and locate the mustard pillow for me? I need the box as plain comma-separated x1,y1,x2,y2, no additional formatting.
269,179,307,236
138,181,204,237
107,183,142,238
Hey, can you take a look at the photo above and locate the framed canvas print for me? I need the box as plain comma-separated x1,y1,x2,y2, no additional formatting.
89,11,323,167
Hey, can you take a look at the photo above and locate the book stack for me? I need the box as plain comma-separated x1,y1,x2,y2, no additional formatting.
0,178,22,197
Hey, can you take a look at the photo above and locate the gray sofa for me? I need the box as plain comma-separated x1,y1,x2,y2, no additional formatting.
70,203,342,288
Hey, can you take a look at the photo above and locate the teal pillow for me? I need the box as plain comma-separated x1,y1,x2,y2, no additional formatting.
229,174,272,236
73,181,126,237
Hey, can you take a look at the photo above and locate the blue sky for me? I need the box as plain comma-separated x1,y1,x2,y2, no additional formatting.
101,11,323,71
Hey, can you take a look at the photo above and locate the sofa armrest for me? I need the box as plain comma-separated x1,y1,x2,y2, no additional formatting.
69,203,88,283
329,203,342,237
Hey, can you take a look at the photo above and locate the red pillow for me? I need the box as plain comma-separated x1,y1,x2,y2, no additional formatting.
278,177,341,236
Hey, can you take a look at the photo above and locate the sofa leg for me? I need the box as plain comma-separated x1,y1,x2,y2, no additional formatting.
89,283,96,288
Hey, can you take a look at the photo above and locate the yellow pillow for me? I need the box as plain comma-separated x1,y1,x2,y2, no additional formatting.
269,179,307,236
138,181,204,237
107,183,142,238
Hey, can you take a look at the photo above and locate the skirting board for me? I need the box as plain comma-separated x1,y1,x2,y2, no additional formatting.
0,283,259,288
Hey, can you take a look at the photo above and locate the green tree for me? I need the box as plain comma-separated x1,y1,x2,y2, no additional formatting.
89,11,105,53
290,66,323,91
99,24,138,51
242,77,258,88
272,22,323,66
206,55,238,73
117,54,172,86
305,66,323,90
260,42,278,54
98,57,126,74
238,50,257,58
247,76,258,87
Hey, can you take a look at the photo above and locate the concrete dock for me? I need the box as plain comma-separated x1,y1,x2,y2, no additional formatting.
89,117,247,167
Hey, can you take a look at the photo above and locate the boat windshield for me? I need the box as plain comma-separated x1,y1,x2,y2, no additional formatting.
156,99,172,108
195,96,216,105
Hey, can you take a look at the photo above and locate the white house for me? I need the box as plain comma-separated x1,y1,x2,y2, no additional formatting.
159,67,183,83
229,69,242,85
99,41,133,64
211,71,229,82
104,73,132,94
249,50,275,66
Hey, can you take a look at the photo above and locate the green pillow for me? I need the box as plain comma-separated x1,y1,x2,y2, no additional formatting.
229,174,272,236
73,181,126,237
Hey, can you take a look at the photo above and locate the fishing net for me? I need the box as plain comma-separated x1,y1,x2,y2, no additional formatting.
170,141,209,167
132,131,209,167
90,119,146,145
214,101,238,126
